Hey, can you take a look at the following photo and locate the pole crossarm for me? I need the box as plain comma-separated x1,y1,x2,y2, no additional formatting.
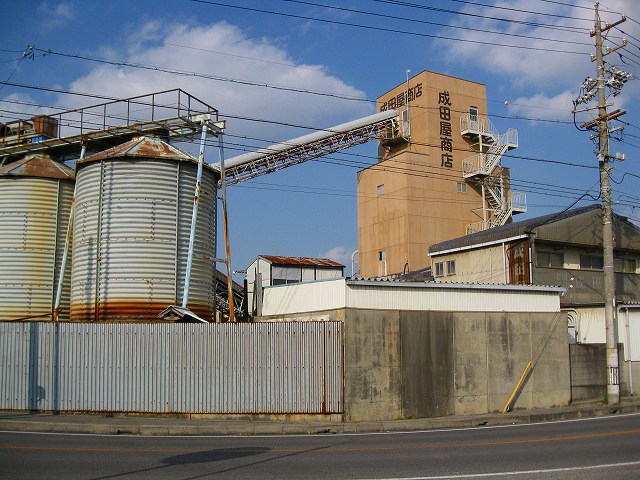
214,110,400,186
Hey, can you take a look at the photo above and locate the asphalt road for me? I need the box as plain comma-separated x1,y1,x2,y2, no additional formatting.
1,413,639,479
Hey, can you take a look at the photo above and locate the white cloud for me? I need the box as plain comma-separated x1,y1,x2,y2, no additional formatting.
433,1,639,125
505,90,576,122
37,2,75,28
320,245,355,268
439,3,588,89
63,21,373,146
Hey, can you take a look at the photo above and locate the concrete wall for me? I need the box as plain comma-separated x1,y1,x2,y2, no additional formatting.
569,344,607,402
343,309,571,422
569,343,640,401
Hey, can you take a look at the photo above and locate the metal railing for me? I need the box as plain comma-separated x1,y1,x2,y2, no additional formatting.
0,89,218,152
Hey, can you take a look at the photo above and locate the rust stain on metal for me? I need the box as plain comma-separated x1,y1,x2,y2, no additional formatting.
81,136,197,163
0,154,75,180
260,255,344,268
71,300,213,323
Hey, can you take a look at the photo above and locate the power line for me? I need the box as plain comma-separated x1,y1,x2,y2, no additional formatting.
29,48,370,103
189,0,589,54
1,81,636,208
282,0,592,46
367,0,591,30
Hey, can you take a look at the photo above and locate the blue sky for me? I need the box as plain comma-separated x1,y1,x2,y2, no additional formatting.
1,0,638,278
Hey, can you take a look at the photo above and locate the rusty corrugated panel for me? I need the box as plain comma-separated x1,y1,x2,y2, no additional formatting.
71,141,218,322
0,154,75,180
506,239,530,285
80,136,204,164
261,255,344,268
0,322,344,414
0,167,74,321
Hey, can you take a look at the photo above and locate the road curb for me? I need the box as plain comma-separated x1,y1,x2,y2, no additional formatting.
1,401,639,436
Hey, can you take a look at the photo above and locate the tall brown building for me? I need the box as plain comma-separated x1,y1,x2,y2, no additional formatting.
357,70,524,278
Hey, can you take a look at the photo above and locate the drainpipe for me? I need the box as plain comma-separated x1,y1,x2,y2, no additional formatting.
502,241,507,283
624,307,633,395
351,250,358,278
53,144,85,321
219,132,235,322
182,120,209,309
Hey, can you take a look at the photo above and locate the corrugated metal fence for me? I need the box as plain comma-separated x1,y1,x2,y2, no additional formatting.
0,322,343,414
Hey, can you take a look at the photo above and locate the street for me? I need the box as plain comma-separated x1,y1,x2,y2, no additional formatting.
1,413,639,479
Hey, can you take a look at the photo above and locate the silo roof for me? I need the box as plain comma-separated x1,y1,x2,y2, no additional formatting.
80,136,201,165
0,154,75,180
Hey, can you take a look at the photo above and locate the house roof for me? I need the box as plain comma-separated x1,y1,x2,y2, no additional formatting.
429,204,640,255
258,255,344,268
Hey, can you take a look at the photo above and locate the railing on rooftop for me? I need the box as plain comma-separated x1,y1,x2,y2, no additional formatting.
0,89,218,161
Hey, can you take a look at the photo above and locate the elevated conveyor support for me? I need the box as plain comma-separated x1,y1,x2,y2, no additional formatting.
212,110,400,185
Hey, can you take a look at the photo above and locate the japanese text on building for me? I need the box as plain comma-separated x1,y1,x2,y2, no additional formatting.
380,83,423,111
439,91,453,168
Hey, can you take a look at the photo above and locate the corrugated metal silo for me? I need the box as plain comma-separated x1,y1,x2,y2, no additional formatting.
70,136,218,322
0,155,75,321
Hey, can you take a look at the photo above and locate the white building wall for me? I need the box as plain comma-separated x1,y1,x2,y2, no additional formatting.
346,282,561,312
569,305,640,361
262,279,347,315
261,278,562,315
620,307,640,362
246,258,273,314
432,246,506,283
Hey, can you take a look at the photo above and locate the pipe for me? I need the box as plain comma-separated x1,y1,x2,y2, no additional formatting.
219,132,235,322
182,122,208,309
53,144,85,321
351,250,358,278
625,307,633,395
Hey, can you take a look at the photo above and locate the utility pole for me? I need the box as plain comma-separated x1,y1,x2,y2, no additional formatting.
577,3,629,404
574,3,629,404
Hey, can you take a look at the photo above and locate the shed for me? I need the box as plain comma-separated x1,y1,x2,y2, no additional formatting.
246,255,344,316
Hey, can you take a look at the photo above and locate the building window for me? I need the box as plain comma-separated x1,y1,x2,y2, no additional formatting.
537,250,564,268
446,260,456,275
580,254,604,270
271,266,302,285
469,106,478,123
615,257,636,273
401,107,411,138
378,250,387,276
456,182,467,193
435,261,455,277
377,184,385,197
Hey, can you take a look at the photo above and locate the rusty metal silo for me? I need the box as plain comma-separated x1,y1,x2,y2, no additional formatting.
70,136,218,322
0,154,75,321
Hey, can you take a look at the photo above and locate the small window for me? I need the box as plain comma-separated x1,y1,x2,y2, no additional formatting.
580,254,604,270
537,250,564,268
615,258,636,273
377,184,385,197
446,260,456,275
401,108,411,138
469,106,478,122
435,261,455,276
456,182,467,193
378,250,387,276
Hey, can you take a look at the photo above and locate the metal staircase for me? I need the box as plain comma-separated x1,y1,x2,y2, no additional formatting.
460,113,526,234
